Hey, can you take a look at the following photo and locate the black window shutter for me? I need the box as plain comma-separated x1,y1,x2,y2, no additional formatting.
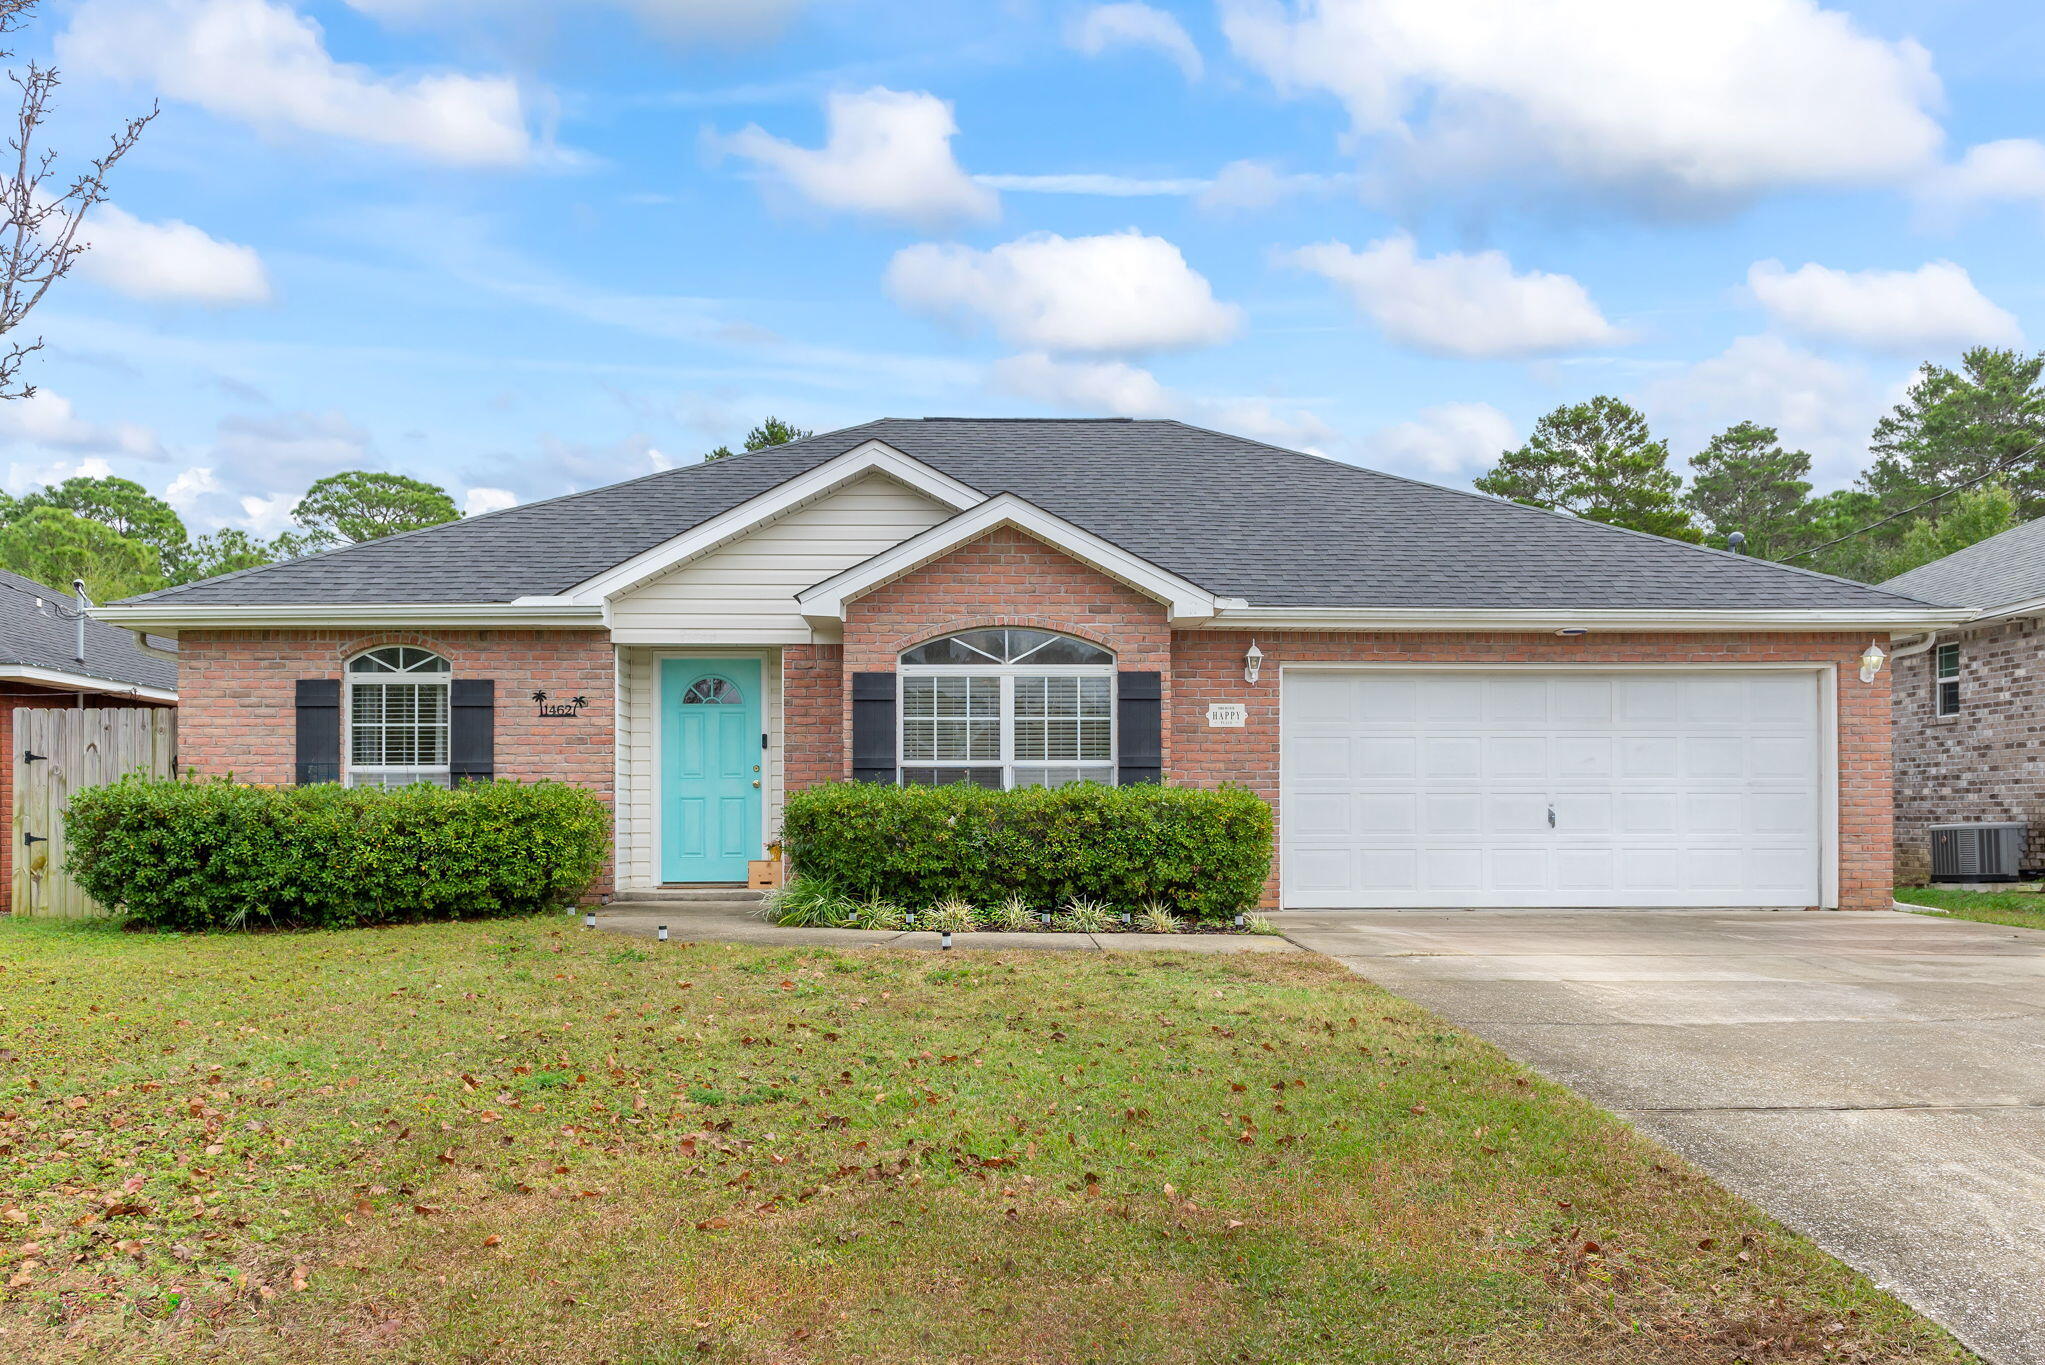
1117,671,1162,785
294,679,341,785
850,672,898,784
450,679,496,784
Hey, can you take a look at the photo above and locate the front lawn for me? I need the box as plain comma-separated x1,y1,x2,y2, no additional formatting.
1895,883,2045,933
2,916,1971,1364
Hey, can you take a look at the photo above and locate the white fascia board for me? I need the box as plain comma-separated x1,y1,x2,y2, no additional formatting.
0,665,176,702
797,492,1218,626
90,602,606,634
1203,605,1979,632
556,440,986,605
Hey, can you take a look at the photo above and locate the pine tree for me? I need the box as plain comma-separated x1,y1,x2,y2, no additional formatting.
1684,422,1812,558
1475,396,1700,542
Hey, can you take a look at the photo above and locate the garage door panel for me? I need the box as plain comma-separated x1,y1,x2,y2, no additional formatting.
1284,669,1823,909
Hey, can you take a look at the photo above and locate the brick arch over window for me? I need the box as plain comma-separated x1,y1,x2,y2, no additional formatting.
333,631,466,668
885,616,1124,661
838,525,1174,778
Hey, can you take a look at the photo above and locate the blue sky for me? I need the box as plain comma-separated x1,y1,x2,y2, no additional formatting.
10,0,2045,535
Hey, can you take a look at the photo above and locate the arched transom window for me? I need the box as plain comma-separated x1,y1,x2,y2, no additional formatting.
898,629,1114,789
346,646,451,787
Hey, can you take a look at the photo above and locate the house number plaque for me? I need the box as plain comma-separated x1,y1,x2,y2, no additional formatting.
532,690,589,718
1206,702,1247,728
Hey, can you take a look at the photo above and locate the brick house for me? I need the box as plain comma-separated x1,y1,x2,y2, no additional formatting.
1880,517,2045,882
96,419,1961,910
0,569,178,889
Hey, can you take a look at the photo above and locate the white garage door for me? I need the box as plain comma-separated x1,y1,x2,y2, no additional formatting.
1281,669,1826,909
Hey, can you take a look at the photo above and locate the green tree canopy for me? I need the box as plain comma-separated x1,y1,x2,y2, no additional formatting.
0,506,162,601
13,474,188,570
1889,483,2022,580
291,471,459,545
1684,422,1813,558
703,416,814,462
1475,396,1701,542
172,528,292,585
1866,347,2045,518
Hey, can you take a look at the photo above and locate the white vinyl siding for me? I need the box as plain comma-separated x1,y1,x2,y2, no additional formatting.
608,474,952,644
614,646,783,890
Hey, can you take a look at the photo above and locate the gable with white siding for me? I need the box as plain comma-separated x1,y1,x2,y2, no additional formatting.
607,473,953,644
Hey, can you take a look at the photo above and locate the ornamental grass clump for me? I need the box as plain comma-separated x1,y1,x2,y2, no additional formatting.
1052,896,1114,934
764,877,855,928
922,898,980,933
1136,900,1182,934
850,895,907,932
65,776,609,931
985,895,1038,933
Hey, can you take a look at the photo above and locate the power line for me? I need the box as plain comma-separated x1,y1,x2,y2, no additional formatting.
1779,441,2041,564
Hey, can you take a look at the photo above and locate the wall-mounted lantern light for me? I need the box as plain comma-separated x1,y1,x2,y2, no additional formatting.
1244,640,1264,685
1858,641,1887,684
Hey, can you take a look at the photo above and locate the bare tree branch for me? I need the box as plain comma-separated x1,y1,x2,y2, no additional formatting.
0,0,155,400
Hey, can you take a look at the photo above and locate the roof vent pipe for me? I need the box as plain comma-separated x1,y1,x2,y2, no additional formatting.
1726,531,1746,555
72,579,87,663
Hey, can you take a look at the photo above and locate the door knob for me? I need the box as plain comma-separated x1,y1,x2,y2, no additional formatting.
752,779,761,788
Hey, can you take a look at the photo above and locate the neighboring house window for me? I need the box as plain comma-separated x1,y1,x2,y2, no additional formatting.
898,628,1115,788
346,646,452,787
1935,643,1961,717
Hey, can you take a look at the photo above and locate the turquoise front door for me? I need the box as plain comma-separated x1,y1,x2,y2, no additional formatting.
660,658,762,883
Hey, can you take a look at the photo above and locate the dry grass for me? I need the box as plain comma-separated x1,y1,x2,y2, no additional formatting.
1,914,1973,1364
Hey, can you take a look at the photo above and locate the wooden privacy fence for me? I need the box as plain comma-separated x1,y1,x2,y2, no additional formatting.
12,707,177,918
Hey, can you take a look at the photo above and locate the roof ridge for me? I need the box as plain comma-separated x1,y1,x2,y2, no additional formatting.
120,420,894,605
1152,418,1938,607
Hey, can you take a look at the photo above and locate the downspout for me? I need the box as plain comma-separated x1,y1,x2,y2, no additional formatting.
1888,631,1938,663
127,630,181,663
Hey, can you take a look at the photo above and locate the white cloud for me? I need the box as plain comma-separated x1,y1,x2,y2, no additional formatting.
1916,138,2045,222
887,231,1242,354
0,390,160,458
714,88,997,225
346,0,809,42
76,205,272,306
1068,3,1204,81
991,353,1334,451
237,491,301,537
165,466,224,515
973,173,1208,197
1282,232,1624,358
1747,259,2020,350
1361,401,1517,479
59,0,534,167
1221,0,1943,208
3,456,116,496
463,486,519,516
1196,159,1346,211
1639,334,1894,488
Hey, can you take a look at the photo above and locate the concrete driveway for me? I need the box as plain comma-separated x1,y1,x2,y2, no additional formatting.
1271,908,2045,1365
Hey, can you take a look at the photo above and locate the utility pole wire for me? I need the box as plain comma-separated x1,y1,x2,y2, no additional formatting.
1778,441,2042,564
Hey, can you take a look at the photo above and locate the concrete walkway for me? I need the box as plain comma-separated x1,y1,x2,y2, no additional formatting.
1271,907,2045,1365
595,900,1298,954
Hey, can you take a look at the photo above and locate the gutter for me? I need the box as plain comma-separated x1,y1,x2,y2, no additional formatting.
1202,605,1977,633
0,665,176,703
90,601,608,637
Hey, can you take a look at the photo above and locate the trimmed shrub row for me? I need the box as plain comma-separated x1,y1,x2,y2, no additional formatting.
66,777,610,931
779,781,1272,923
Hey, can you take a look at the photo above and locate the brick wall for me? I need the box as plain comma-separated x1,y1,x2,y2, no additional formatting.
838,525,1174,775
177,629,616,892
0,686,175,899
1171,629,1894,912
1892,618,2043,883
782,642,843,797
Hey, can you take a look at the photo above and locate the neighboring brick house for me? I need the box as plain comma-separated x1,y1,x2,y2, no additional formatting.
1881,518,2045,882
0,569,178,893
99,419,1961,910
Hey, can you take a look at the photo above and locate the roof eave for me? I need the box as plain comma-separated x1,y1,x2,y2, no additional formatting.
1203,605,1977,632
0,664,176,702
89,601,608,637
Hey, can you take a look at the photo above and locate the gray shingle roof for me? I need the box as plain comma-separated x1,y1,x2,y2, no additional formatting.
124,418,1933,613
1880,516,2045,609
0,569,176,691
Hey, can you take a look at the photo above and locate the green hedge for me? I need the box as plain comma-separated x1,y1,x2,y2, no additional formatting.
66,778,610,931
780,781,1272,922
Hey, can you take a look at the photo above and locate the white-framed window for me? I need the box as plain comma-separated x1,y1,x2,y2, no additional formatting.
345,646,452,787
1935,642,1961,717
898,628,1115,788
